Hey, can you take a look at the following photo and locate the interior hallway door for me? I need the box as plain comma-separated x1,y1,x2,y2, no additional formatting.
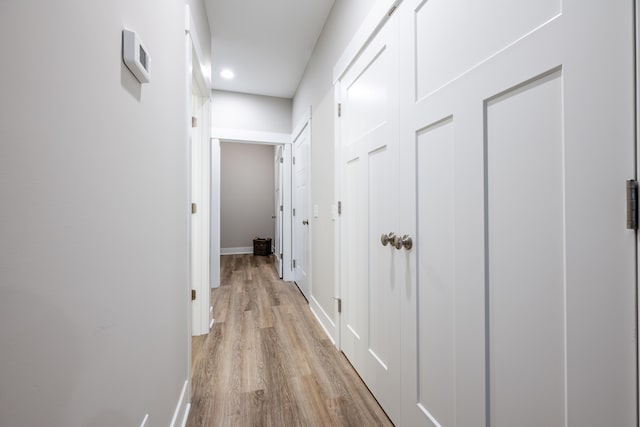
274,145,284,278
337,11,401,423
293,123,311,300
397,1,637,426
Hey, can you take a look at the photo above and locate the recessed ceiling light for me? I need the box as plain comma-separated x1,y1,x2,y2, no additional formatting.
220,69,234,79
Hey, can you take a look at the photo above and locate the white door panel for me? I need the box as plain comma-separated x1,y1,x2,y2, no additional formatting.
416,117,456,427
339,12,401,423
487,71,565,427
398,1,636,427
293,124,311,300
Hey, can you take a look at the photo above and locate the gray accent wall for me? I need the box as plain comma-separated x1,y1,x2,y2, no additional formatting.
220,143,276,250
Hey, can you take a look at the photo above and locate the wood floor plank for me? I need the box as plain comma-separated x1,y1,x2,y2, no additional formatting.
187,254,392,427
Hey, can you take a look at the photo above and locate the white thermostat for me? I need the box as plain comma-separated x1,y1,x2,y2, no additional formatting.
122,29,151,83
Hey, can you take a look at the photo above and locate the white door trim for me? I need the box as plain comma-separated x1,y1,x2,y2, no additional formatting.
211,128,290,145
188,9,212,338
635,0,640,414
211,129,293,282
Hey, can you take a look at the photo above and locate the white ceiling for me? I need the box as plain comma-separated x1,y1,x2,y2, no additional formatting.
204,0,335,99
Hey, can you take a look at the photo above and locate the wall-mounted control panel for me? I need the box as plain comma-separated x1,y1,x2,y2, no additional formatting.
122,29,150,83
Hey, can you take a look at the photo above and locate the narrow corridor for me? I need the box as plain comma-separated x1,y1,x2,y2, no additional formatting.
187,254,392,426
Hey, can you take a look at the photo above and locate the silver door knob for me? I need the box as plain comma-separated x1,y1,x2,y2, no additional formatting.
397,235,412,250
302,219,309,225
380,232,396,246
391,234,403,250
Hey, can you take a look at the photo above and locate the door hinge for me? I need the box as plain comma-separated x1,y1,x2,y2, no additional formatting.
280,157,284,163
293,208,296,216
293,156,296,165
337,201,342,215
280,205,283,212
338,103,342,117
293,259,296,268
627,179,638,230
388,5,397,16
191,289,196,301
280,253,283,258
191,203,197,214
191,116,197,128
333,297,342,313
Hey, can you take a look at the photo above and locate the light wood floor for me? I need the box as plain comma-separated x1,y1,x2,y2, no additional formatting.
187,254,393,427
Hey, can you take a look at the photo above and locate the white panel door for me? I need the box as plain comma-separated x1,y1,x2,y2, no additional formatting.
293,124,311,300
338,12,401,423
398,1,636,426
274,145,284,278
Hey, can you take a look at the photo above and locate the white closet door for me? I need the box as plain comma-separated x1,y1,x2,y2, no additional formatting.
293,123,311,300
338,12,401,423
398,1,636,426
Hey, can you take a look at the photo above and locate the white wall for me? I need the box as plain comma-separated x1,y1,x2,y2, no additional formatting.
291,0,377,339
220,143,276,251
212,90,292,133
0,1,190,426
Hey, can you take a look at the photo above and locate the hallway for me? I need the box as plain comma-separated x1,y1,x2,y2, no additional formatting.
187,255,392,426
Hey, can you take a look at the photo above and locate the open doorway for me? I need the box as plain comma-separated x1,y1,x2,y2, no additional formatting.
211,130,293,288
219,141,279,261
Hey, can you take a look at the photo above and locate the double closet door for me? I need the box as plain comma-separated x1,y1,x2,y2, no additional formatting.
338,1,637,426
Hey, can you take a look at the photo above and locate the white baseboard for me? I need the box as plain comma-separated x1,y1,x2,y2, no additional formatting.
309,296,336,345
180,404,191,427
221,246,252,255
170,380,189,427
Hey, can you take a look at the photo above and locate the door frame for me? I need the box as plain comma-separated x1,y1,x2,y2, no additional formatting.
190,45,212,337
274,145,285,278
180,3,213,423
629,0,640,418
211,129,294,282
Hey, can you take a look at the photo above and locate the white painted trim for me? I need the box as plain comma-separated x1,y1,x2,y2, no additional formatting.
191,46,208,96
309,296,336,345
635,1,640,415
333,0,402,83
180,404,191,427
212,128,291,145
211,130,293,283
333,83,343,350
282,143,294,282
170,380,189,427
221,246,253,255
291,107,312,143
210,138,221,288
184,5,191,34
140,413,149,427
183,6,194,414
